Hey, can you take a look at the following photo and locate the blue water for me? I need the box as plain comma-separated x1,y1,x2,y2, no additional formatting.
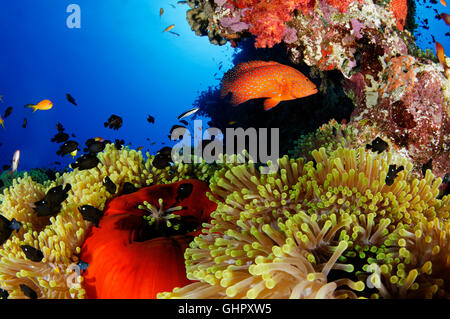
0,0,234,171
0,0,448,172
414,0,449,51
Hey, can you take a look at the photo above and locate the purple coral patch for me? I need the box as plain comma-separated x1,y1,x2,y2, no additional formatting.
214,0,228,6
350,18,364,39
220,15,249,32
283,27,298,44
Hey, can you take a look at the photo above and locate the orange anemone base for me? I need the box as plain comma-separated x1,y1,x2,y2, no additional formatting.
80,179,217,299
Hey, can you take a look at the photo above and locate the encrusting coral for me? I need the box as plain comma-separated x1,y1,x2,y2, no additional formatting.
159,146,448,299
0,143,217,299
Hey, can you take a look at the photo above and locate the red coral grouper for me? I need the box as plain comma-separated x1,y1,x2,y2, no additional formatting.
220,60,318,110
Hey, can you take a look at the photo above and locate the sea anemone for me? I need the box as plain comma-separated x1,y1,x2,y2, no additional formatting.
80,179,217,299
288,119,357,161
159,147,448,299
0,144,218,299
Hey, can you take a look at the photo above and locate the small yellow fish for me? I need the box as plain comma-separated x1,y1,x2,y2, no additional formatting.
70,149,78,157
0,114,4,129
163,24,175,33
25,99,53,112
228,120,237,125
160,8,164,17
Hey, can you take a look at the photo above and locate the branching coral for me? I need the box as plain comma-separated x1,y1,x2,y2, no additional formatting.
238,0,300,48
349,53,449,180
212,0,366,48
159,147,447,299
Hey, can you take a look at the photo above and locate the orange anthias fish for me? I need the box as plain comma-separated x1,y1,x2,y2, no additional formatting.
389,0,407,31
163,24,175,32
160,8,164,17
441,13,450,26
220,61,318,110
436,41,449,77
25,99,53,112
441,0,447,6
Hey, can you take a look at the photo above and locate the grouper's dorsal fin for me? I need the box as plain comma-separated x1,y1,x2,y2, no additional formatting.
232,61,279,75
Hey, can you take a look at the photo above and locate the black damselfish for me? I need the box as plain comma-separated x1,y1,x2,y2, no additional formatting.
33,184,71,217
153,149,173,169
3,106,12,119
71,153,100,171
51,131,69,143
56,140,79,156
0,288,8,299
78,205,104,227
0,215,22,245
20,245,44,262
104,114,123,130
421,158,432,177
176,183,193,202
121,182,139,194
366,137,389,154
84,138,106,154
103,176,117,194
20,284,37,299
385,164,404,186
66,93,78,106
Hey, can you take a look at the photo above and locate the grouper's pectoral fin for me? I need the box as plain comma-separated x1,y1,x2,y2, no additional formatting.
263,97,281,110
